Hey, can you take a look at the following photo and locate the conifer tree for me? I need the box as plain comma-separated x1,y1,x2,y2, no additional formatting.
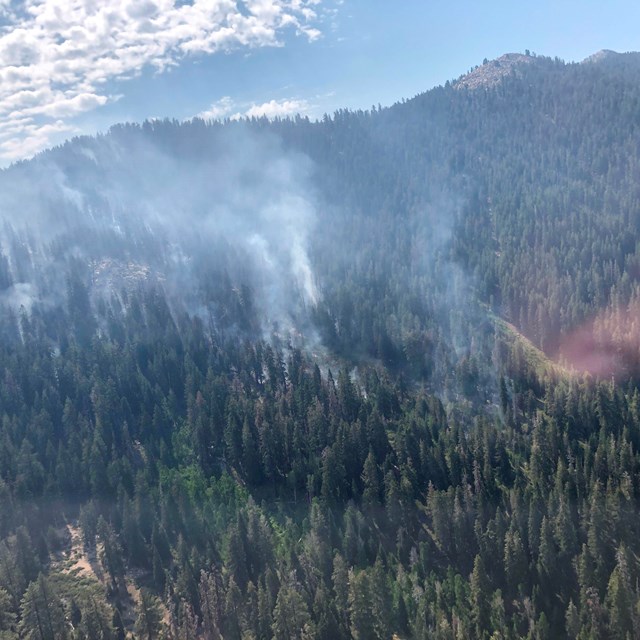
134,589,164,640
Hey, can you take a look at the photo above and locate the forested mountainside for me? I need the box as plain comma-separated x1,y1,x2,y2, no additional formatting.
0,52,640,638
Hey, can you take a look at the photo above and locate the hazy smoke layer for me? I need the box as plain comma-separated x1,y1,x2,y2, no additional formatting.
0,122,320,336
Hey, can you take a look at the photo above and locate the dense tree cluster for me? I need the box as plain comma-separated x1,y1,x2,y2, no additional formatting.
0,289,636,638
0,52,639,638
272,53,640,366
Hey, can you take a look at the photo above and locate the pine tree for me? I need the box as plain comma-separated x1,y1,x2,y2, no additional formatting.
605,546,636,640
0,541,26,611
134,589,164,640
175,599,199,640
470,554,491,638
362,449,381,506
223,576,243,640
504,528,528,599
97,518,124,589
0,587,15,636
19,574,67,640
348,569,374,639
257,580,273,640
565,600,579,639
369,558,392,639
332,553,349,632
272,581,312,640
76,594,114,640
199,569,223,640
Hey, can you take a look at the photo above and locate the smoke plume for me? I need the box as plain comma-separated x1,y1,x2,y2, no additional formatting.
0,121,320,339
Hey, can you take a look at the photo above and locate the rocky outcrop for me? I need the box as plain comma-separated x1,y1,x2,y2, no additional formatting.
454,53,536,90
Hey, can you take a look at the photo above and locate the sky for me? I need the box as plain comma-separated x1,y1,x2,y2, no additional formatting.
0,0,639,165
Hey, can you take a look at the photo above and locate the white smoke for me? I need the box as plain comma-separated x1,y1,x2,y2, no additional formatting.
0,122,321,336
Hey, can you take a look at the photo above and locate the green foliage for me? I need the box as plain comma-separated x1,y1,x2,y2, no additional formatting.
0,53,640,639
19,575,67,640
134,589,164,640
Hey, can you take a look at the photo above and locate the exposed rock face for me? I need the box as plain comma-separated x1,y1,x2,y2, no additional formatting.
454,53,536,90
582,49,640,71
582,49,620,64
91,258,156,295
454,50,640,92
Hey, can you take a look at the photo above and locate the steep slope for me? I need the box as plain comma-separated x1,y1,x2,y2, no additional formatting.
1,51,640,640
377,52,640,375
454,52,538,90
2,51,640,383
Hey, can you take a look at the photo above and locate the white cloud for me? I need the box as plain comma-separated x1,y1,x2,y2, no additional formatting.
198,96,311,121
0,119,75,160
0,0,324,163
197,95,236,120
244,98,310,118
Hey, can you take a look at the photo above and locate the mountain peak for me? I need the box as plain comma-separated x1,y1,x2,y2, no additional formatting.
454,53,537,90
582,49,640,68
583,49,620,63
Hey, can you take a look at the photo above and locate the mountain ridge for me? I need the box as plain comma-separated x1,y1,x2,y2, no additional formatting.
452,48,640,92
1,47,640,640
453,52,539,90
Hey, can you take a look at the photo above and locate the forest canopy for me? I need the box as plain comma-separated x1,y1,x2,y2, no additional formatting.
0,52,639,638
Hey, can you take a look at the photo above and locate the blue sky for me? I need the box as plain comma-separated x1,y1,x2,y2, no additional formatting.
0,0,639,164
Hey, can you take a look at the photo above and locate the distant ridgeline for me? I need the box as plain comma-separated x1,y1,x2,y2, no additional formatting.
0,52,639,639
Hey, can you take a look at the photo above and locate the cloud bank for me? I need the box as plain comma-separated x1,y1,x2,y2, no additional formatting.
0,0,323,161
198,95,311,120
